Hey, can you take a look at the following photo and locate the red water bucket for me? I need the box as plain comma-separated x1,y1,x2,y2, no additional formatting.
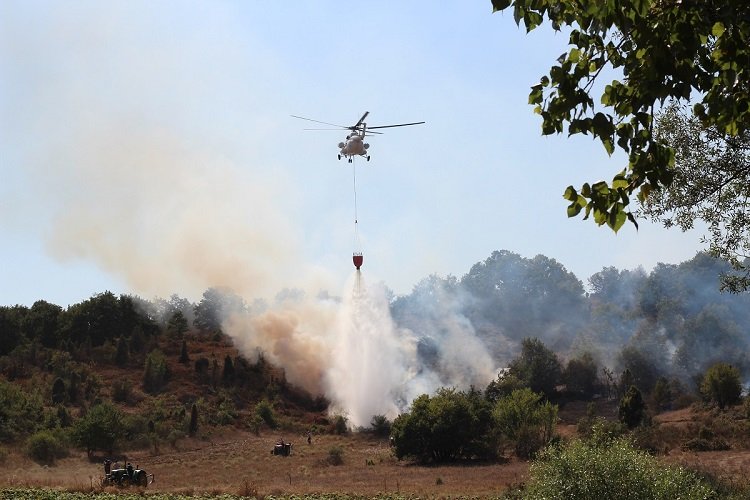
353,253,363,270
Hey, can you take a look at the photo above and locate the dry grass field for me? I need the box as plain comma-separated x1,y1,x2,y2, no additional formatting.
5,401,750,497
0,431,529,497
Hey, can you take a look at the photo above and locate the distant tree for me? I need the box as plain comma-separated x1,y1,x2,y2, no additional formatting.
179,340,190,364
143,349,169,393
370,414,392,437
24,300,62,348
485,371,526,403
509,338,562,399
391,387,493,462
651,377,673,411
0,380,45,441
617,346,662,394
563,352,599,399
619,385,646,429
167,310,189,338
71,401,124,457
0,305,27,356
701,363,742,409
460,251,587,344
193,287,246,333
493,388,558,459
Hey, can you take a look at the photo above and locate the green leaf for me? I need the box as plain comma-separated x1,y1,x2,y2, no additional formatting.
491,0,512,12
612,172,628,190
592,181,609,196
608,206,627,233
602,138,614,155
712,22,725,38
563,186,578,201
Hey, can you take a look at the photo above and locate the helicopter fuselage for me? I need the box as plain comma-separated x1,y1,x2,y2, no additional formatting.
338,134,370,162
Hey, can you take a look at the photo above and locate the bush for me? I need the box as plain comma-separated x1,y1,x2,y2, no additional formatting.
332,414,348,435
327,446,344,465
619,385,646,429
254,399,277,429
524,437,716,499
143,349,169,393
26,430,68,465
493,388,558,459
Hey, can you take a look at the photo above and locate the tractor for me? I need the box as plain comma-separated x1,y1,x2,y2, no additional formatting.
103,463,153,487
271,441,293,456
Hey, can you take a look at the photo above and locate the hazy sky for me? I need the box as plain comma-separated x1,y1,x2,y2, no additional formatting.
1,1,704,307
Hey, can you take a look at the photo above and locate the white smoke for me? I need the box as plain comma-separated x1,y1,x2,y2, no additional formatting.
223,271,497,427
325,274,419,425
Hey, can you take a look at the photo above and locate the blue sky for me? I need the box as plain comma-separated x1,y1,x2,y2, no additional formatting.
0,1,704,307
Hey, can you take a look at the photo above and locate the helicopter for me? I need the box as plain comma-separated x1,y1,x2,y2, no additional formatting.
291,111,424,162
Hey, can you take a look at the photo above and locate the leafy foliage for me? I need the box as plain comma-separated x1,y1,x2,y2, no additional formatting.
563,352,600,398
701,362,742,409
391,387,493,462
524,435,716,499
491,0,750,234
143,349,169,393
493,388,558,459
370,414,392,437
25,430,67,465
71,401,124,456
508,338,562,399
619,385,646,429
0,380,45,442
643,103,750,292
254,399,277,429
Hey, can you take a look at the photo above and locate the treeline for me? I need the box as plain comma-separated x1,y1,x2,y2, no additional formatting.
0,288,325,464
391,336,747,465
393,250,750,391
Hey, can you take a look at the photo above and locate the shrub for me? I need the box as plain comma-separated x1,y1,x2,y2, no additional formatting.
327,446,344,465
26,430,68,465
493,388,558,459
619,385,646,429
111,379,131,403
143,349,169,393
254,399,277,429
525,437,716,499
332,414,348,435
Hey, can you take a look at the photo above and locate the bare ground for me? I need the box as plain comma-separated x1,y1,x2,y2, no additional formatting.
0,431,529,497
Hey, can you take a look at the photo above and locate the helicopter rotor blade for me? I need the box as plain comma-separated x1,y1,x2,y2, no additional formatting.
352,111,370,130
291,115,348,128
367,121,425,130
